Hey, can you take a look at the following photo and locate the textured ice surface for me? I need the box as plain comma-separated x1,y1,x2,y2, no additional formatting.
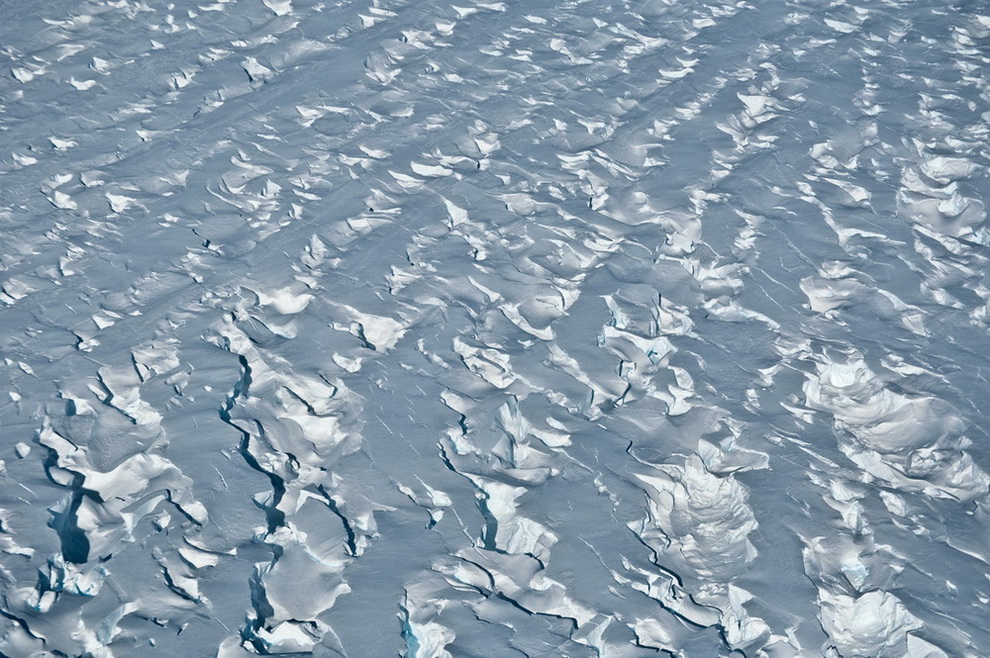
1,0,989,656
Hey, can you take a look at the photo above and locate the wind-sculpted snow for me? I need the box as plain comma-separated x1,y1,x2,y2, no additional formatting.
1,0,989,656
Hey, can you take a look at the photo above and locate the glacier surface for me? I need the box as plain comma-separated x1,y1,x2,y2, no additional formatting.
1,0,989,656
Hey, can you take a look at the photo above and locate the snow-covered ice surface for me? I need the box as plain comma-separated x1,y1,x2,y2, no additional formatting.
1,0,989,655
